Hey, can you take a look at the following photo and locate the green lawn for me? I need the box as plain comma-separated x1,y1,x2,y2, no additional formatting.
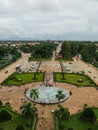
56,108,98,130
2,72,44,85
0,106,36,130
54,73,96,87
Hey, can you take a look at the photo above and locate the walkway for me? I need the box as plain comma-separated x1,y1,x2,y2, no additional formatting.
36,43,62,130
36,105,54,130
0,53,30,84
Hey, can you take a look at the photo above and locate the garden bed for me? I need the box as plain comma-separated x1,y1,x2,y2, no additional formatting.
2,72,45,85
54,72,96,87
0,106,35,130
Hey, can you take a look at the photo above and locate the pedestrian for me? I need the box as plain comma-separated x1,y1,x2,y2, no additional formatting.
39,122,41,126
42,115,44,119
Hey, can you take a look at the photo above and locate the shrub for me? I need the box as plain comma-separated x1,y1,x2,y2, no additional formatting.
0,100,3,106
68,128,73,130
80,108,97,123
78,79,83,82
88,128,94,130
59,124,64,130
0,127,3,130
16,125,24,130
0,109,12,123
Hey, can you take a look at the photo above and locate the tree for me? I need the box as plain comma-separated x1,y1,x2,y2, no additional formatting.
0,110,12,123
0,127,3,130
95,52,98,61
54,105,70,120
0,100,3,106
20,102,37,118
56,90,65,103
33,73,37,80
61,72,65,80
30,88,39,101
20,102,37,126
68,128,73,130
60,42,72,60
70,42,78,56
80,108,97,123
88,128,94,130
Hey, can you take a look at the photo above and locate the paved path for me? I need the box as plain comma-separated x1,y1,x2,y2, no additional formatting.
0,44,98,130
0,53,30,84
36,43,62,130
36,105,54,130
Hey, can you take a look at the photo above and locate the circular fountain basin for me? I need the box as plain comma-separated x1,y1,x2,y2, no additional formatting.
26,86,70,104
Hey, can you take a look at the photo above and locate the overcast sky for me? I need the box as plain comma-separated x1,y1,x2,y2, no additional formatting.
0,0,98,41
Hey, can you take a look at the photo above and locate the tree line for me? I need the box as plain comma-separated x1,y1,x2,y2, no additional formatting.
60,41,98,66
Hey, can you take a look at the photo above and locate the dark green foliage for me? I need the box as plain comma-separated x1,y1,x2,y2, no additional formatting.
0,127,3,130
61,73,65,80
54,105,70,120
80,108,97,123
67,128,73,130
20,102,37,118
30,88,39,100
20,44,34,53
0,109,12,123
0,45,21,69
79,43,96,63
59,123,64,130
56,90,65,103
60,42,72,60
59,42,98,68
88,128,94,130
0,100,3,106
16,125,24,130
95,52,98,61
27,42,57,60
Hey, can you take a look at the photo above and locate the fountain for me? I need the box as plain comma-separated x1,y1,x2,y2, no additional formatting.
26,86,70,104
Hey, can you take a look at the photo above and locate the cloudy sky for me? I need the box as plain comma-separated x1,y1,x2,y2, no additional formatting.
0,0,98,40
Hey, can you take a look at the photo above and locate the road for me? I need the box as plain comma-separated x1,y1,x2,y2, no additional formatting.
0,44,98,130
62,57,98,86
0,53,30,84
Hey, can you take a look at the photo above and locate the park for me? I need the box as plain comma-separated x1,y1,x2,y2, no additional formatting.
0,42,98,130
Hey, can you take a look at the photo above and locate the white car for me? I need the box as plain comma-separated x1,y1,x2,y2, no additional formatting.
31,65,35,69
65,67,70,71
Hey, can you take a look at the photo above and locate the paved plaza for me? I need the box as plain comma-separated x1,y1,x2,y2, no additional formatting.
0,45,98,130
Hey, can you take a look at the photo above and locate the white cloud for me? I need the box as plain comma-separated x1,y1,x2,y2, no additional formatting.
0,0,98,40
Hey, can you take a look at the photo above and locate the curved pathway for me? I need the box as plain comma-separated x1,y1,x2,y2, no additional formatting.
0,43,98,130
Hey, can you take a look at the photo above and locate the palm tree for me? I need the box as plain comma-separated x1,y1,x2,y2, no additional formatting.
54,105,70,120
20,102,37,117
30,88,39,101
20,102,37,126
56,90,65,104
61,72,65,80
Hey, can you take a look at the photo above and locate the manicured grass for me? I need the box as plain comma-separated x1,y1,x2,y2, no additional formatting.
56,108,98,130
2,72,44,85
93,108,98,118
54,72,96,86
0,106,35,130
